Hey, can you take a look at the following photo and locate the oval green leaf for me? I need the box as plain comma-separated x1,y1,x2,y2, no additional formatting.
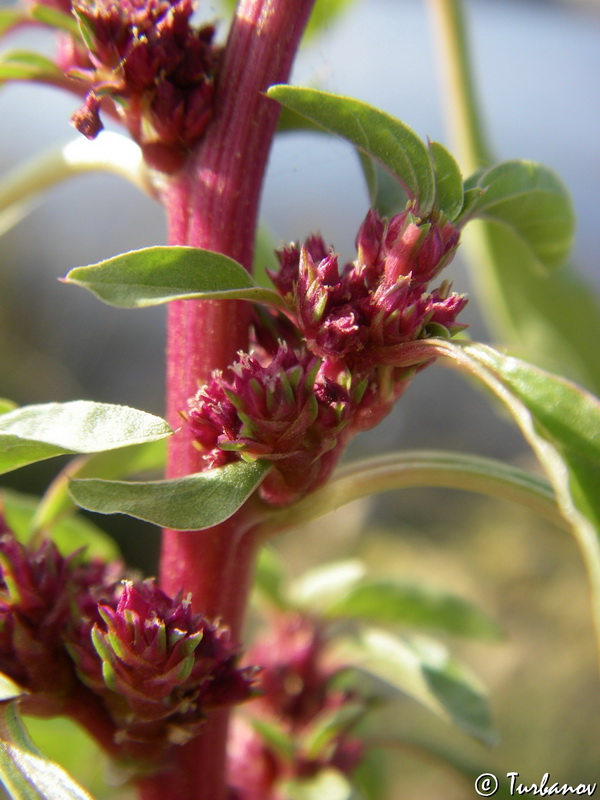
0,401,173,475
267,85,435,215
428,141,464,221
0,702,96,800
325,580,502,641
461,160,575,271
0,50,62,82
336,629,496,745
64,246,286,310
421,339,600,652
68,460,270,530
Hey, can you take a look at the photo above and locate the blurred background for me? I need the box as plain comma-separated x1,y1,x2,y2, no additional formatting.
0,0,599,797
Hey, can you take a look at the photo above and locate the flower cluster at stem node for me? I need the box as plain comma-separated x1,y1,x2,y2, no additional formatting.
186,207,467,505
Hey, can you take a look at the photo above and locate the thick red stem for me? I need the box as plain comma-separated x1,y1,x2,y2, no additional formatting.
142,3,316,800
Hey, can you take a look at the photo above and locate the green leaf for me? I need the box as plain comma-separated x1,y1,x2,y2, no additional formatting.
324,580,502,640
462,220,600,392
0,674,27,703
302,702,366,761
0,702,96,800
428,141,464,221
0,50,62,82
29,3,80,36
423,339,600,651
1,489,120,562
0,9,26,37
337,629,496,746
289,560,367,609
254,546,289,610
461,160,575,272
68,460,270,530
267,86,435,215
64,246,286,310
0,401,173,475
282,769,360,800
0,399,17,415
28,439,167,537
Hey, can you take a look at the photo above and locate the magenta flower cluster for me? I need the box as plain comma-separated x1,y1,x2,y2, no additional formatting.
27,0,220,173
228,614,363,800
0,515,255,762
186,207,467,505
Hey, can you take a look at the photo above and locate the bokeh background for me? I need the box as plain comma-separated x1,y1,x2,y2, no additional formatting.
1,0,599,797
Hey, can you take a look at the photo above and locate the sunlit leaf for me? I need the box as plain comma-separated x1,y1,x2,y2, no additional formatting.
462,220,600,392
1,489,120,562
0,399,17,415
336,629,496,745
0,401,173,475
267,86,435,215
288,560,367,609
0,50,62,82
283,769,360,800
64,246,285,309
428,141,464,221
324,580,502,640
0,674,27,703
421,339,600,651
29,3,80,36
68,460,270,530
0,702,95,799
0,9,26,37
461,160,575,272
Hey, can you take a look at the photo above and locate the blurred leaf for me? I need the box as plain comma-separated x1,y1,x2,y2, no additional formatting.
1,489,120,562
337,629,496,745
428,141,464,221
424,339,600,651
254,546,289,609
282,769,361,800
324,580,502,640
357,153,408,218
0,401,173,475
0,702,95,799
29,439,167,536
68,460,270,530
0,9,26,37
0,399,17,415
0,50,62,82
29,3,80,36
0,674,27,703
64,246,285,310
302,702,366,761
461,160,575,272
267,86,435,215
304,0,358,40
289,560,367,609
250,718,295,762
463,220,600,392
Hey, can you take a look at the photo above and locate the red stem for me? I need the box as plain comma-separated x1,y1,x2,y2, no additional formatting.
141,3,316,799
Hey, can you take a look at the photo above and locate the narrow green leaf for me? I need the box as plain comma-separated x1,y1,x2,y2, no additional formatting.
0,401,173,475
254,546,290,610
428,141,464,221
64,246,286,310
302,702,366,761
282,769,359,800
0,50,62,82
462,220,600,392
0,674,27,703
0,9,26,37
337,629,496,746
461,160,575,272
68,460,270,530
29,439,167,536
29,3,80,36
423,339,600,652
325,580,502,641
0,399,17,415
1,489,120,562
267,86,435,215
0,702,96,800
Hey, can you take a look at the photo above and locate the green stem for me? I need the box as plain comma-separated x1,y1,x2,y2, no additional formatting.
426,0,492,173
256,450,564,539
